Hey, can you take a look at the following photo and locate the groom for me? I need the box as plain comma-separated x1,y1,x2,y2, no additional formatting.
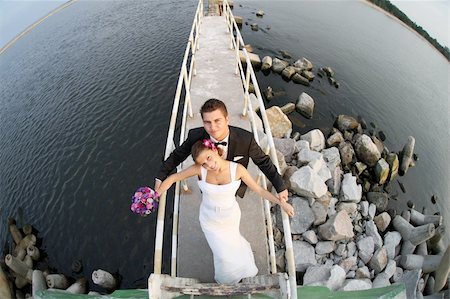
155,98,288,201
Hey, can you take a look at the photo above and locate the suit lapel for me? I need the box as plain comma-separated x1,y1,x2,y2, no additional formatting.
226,127,236,160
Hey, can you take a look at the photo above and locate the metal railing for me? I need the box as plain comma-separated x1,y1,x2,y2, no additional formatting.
222,1,298,298
153,0,203,276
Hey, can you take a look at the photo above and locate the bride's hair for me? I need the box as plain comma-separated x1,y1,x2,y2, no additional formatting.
191,139,223,161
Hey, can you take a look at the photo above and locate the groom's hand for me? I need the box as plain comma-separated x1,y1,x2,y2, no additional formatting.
278,189,288,202
154,179,162,191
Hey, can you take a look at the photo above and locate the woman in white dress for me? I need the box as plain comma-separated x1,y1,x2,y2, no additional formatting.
156,139,295,284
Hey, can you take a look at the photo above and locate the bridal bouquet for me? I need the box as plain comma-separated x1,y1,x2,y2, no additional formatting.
130,187,159,216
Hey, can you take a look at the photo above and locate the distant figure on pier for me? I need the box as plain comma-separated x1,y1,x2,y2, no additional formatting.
155,98,289,202
156,139,294,283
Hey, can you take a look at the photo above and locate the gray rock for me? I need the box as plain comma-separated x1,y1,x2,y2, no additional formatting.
292,73,310,86
392,267,403,283
337,202,358,215
383,259,396,279
346,271,356,279
347,241,357,257
280,103,295,115
340,173,362,203
338,142,354,166
266,106,292,138
296,92,315,119
250,23,259,31
366,220,383,249
256,10,264,17
384,231,402,260
272,58,289,73
281,66,296,80
276,248,285,271
316,241,336,255
311,201,328,226
327,166,343,196
303,265,331,285
367,192,389,213
290,197,315,234
339,256,357,273
297,149,323,166
372,272,391,288
276,150,288,175
327,131,344,147
327,197,338,217
354,134,381,167
368,203,377,219
357,236,375,264
374,212,391,232
398,269,421,299
386,153,399,181
335,115,359,133
293,241,317,272
273,138,296,163
293,57,313,71
322,147,341,171
355,266,370,279
399,136,415,176
369,246,388,273
261,56,272,71
303,230,318,244
282,165,298,190
308,158,332,182
340,279,372,291
301,129,325,152
302,70,315,81
375,158,390,185
295,140,310,153
335,243,346,256
360,201,369,217
319,210,354,241
289,166,328,198
355,162,367,175
326,265,346,291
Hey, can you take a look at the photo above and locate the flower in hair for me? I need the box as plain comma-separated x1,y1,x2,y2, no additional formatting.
130,186,159,216
202,139,217,150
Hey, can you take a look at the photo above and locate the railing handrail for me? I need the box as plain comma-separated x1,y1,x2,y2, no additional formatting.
222,1,298,298
153,0,203,276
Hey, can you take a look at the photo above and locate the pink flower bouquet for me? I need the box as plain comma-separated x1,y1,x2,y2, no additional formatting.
130,187,159,216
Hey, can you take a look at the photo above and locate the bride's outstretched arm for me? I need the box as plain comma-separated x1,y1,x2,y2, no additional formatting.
237,164,295,217
156,164,200,196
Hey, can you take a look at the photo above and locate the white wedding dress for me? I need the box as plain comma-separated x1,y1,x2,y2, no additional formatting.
197,162,258,284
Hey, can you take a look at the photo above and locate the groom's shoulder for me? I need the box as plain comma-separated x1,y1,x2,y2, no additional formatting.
188,127,207,137
230,126,253,139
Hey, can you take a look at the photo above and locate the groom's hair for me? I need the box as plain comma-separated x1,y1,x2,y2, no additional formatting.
200,98,228,118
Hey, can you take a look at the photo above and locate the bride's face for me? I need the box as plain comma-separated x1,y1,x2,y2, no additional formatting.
195,148,220,171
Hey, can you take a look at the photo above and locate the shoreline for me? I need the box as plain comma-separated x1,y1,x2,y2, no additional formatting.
361,0,449,61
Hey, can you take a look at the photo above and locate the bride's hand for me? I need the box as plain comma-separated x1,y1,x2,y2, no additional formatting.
280,202,295,217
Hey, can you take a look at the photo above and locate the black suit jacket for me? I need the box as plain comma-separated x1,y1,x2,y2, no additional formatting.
156,126,287,197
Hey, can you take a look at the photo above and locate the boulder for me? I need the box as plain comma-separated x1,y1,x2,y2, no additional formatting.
372,273,391,288
295,140,310,153
340,279,372,291
354,134,381,167
322,147,341,171
327,131,344,147
316,241,336,255
366,220,383,249
296,92,315,119
374,158,390,185
374,212,391,232
336,202,358,215
360,201,369,217
289,166,328,198
339,256,357,273
234,16,243,26
398,269,421,299
261,56,272,71
250,23,259,31
369,246,388,273
303,265,331,285
355,266,371,279
311,201,328,225
272,58,289,73
338,142,354,166
340,173,362,203
327,166,342,196
326,265,346,291
266,106,292,138
357,236,375,264
280,103,295,115
386,153,399,181
297,149,323,166
318,210,354,241
302,70,315,81
383,231,401,260
399,136,415,176
292,73,310,86
303,230,318,244
366,192,389,213
293,57,313,70
256,10,264,17
290,197,315,234
301,129,325,152
276,150,288,175
273,138,296,163
281,66,296,80
239,51,261,67
335,115,359,133
308,158,332,182
293,241,317,272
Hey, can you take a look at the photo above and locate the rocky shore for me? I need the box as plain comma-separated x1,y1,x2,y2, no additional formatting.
261,97,449,298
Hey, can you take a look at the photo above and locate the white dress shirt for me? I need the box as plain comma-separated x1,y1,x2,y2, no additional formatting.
210,135,229,159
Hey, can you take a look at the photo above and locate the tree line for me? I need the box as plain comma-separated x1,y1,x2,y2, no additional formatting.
368,0,449,61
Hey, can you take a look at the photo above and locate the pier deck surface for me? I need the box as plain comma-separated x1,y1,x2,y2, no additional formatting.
176,15,270,282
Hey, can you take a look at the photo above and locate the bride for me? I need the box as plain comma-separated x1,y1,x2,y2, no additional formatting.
156,139,295,284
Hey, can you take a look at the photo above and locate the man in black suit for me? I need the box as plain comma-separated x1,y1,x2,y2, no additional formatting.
155,98,288,201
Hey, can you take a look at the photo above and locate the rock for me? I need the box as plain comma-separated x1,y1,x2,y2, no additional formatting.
276,249,285,271
303,265,332,285
326,265,346,291
360,201,369,217
308,159,331,182
250,23,259,31
280,103,295,115
272,58,289,73
281,66,297,80
276,150,288,175
297,149,323,166
368,203,376,219
372,272,391,288
371,136,385,155
290,197,315,234
266,106,292,138
282,166,298,189
355,162,367,175
355,266,371,279
354,134,381,167
244,44,254,53
327,197,338,217
293,241,317,272
323,66,335,77
261,56,273,71
338,142,354,166
92,269,117,290
303,230,318,244
357,237,375,264
340,279,372,291
240,51,261,68
392,267,403,283
398,269,421,299
293,58,313,71
327,167,342,196
335,243,346,256
375,158,390,185
340,173,362,203
318,210,354,241
263,86,274,101
289,166,328,198
301,129,325,152
32,270,47,298
434,244,450,293
322,147,341,171
273,138,296,163
295,140,310,153
339,256,357,273
256,10,264,17
311,201,328,225
367,192,389,213
366,220,383,249
234,16,243,26
399,136,415,176
369,246,388,273
347,241,356,257
383,259,396,279
386,153,399,181
327,131,344,147
316,241,336,255
302,70,315,81
296,92,315,119
335,115,359,133
337,202,358,215
292,73,310,86
374,212,391,232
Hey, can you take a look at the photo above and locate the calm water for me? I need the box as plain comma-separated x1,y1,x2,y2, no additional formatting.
0,0,448,289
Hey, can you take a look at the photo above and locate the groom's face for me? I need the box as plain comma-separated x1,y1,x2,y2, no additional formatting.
202,109,229,141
